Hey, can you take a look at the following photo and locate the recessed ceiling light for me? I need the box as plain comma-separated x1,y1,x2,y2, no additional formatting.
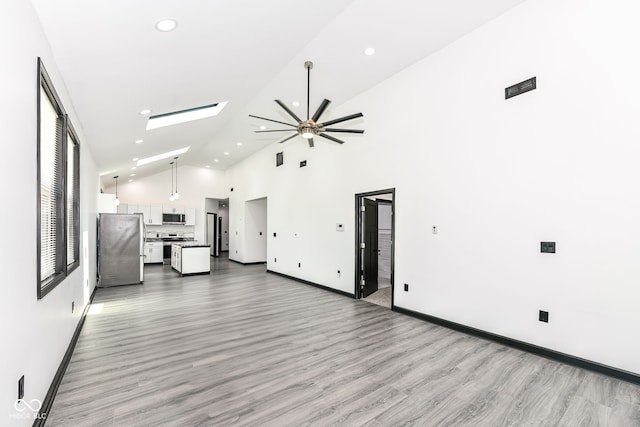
139,109,152,115
223,152,229,156
214,159,219,163
137,146,190,166
132,157,139,161
156,19,177,32
292,101,300,107
259,125,267,130
205,165,210,168
146,102,228,130
130,173,136,177
131,167,137,170
236,142,243,146
364,47,376,56
128,179,134,183
135,139,143,144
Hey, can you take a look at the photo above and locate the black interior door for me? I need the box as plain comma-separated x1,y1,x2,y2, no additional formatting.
218,217,223,254
362,198,379,298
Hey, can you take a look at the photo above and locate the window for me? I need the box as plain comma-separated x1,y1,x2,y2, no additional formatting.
37,58,80,299
66,124,80,270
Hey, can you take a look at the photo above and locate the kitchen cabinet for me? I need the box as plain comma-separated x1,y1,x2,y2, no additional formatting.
138,205,150,223
185,207,196,226
171,243,210,275
136,205,163,225
163,205,185,214
127,204,139,214
149,205,163,225
171,244,181,270
117,203,128,213
144,241,163,264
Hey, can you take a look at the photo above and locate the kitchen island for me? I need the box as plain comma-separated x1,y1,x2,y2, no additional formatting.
171,242,210,275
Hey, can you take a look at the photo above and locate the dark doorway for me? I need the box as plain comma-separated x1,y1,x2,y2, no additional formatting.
218,216,223,255
207,212,219,257
355,189,395,308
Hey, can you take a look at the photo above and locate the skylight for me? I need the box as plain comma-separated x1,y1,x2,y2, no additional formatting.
136,146,190,166
146,102,228,130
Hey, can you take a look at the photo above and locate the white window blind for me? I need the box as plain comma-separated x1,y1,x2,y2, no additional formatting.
67,132,76,267
40,86,62,283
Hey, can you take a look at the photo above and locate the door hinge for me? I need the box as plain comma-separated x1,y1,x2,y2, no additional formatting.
360,279,365,287
360,205,366,212
360,242,365,249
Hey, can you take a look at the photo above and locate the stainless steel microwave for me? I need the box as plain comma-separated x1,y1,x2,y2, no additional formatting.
162,213,185,224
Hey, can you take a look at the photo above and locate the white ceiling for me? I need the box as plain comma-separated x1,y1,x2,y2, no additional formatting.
31,0,527,188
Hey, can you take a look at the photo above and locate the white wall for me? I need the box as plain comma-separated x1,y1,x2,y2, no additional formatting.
104,165,227,243
225,0,640,375
0,0,99,424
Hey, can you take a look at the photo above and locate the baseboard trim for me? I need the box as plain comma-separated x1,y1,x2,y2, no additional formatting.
229,259,266,266
393,306,640,385
34,286,97,426
267,269,355,299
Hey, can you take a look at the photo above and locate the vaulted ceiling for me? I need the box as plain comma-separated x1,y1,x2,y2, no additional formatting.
31,0,527,187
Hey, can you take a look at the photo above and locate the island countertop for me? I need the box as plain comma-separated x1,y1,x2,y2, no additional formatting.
171,242,209,248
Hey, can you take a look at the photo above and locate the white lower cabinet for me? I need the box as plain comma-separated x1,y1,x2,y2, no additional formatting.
144,242,163,264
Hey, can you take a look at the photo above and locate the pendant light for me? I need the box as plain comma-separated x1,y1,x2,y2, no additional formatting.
169,161,175,202
113,176,120,206
174,156,180,200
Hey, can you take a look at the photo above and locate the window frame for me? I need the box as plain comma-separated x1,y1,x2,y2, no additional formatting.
37,58,80,299
66,121,80,274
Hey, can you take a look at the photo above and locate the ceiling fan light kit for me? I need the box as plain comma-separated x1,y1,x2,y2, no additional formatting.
250,61,364,148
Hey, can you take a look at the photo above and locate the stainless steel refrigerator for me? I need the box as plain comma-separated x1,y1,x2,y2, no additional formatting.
98,213,144,287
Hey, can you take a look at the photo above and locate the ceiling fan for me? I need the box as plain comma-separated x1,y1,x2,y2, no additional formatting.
249,61,364,148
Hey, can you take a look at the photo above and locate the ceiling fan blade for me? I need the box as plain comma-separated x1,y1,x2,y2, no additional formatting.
277,133,299,144
311,99,331,123
318,112,363,127
275,100,302,123
323,128,364,134
308,138,314,148
254,129,297,133
318,133,345,144
248,114,297,128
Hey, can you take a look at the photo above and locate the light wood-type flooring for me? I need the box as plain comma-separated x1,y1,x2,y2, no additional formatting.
47,256,640,426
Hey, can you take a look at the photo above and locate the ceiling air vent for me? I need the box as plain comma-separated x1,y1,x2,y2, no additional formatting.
505,77,536,100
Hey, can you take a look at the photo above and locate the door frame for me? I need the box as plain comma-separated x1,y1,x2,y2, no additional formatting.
354,188,395,307
206,212,219,257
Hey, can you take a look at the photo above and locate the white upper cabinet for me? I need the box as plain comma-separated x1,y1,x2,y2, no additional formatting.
138,205,150,223
163,205,185,214
117,203,128,214
149,205,163,225
127,204,139,214
185,207,196,226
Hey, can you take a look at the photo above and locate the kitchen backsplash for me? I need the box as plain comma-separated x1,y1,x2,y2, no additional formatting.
146,224,195,239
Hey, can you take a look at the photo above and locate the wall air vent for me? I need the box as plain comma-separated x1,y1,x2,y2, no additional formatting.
505,77,536,100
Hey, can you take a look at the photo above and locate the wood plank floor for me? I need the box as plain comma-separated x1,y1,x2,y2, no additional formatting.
47,256,640,426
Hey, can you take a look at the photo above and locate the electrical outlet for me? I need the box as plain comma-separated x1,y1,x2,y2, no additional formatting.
404,283,409,292
539,310,549,323
274,258,277,262
273,232,277,237
298,262,301,268
18,375,24,400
